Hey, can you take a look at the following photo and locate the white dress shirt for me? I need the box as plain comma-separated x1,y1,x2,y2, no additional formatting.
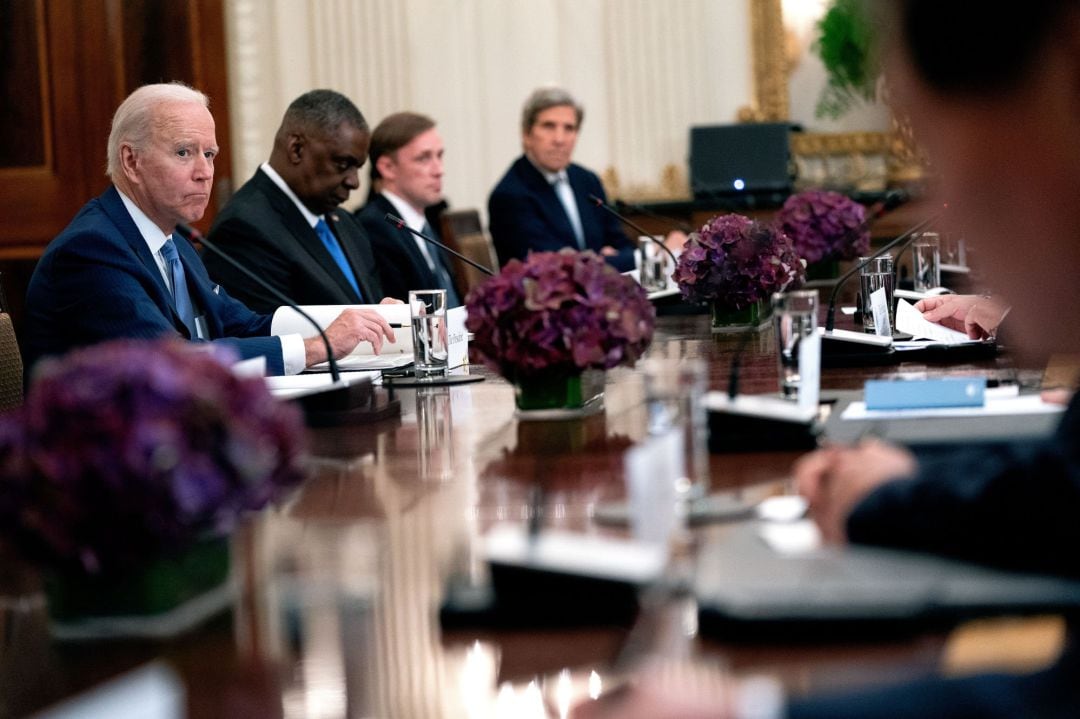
118,189,306,374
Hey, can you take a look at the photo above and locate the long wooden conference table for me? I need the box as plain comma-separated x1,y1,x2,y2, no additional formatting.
0,308,1044,718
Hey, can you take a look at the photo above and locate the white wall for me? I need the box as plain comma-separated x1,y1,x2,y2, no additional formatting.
224,0,752,220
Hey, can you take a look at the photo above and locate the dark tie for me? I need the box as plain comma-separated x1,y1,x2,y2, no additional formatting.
315,218,363,301
421,222,461,306
161,237,197,337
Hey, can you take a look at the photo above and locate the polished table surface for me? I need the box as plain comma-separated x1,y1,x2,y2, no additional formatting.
0,310,1041,718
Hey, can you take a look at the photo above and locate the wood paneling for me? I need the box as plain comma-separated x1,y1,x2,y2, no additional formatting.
0,0,232,341
0,0,231,259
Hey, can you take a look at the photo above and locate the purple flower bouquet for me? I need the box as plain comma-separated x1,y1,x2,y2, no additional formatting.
775,189,869,265
0,340,306,578
673,214,805,310
465,250,655,385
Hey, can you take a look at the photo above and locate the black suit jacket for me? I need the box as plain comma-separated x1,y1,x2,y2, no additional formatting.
204,168,383,313
356,193,462,304
487,155,634,271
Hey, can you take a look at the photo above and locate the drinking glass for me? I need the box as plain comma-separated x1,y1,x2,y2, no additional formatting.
858,254,895,333
639,358,708,500
912,232,941,291
409,289,448,379
637,236,669,292
771,289,818,400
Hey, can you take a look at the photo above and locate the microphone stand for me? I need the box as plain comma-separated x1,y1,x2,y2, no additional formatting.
586,194,680,268
185,226,343,383
383,214,495,277
824,213,940,334
614,199,694,234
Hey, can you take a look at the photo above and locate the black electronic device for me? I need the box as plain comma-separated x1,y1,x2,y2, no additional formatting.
689,123,792,201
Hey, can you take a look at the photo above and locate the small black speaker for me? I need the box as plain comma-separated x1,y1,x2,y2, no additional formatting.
689,123,793,201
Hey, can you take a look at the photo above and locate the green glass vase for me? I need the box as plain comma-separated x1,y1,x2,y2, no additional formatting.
709,299,770,333
46,537,230,622
514,369,604,411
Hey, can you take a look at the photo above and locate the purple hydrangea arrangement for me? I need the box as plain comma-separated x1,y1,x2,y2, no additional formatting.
465,249,655,381
673,214,805,309
0,340,306,575
775,189,869,264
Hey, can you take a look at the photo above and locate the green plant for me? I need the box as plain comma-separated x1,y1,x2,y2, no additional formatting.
813,0,879,119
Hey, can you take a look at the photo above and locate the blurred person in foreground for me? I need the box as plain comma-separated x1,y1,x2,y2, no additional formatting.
572,1,1080,717
23,83,394,377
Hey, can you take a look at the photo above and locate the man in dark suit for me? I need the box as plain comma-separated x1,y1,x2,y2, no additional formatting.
24,83,394,377
356,112,463,305
487,86,636,271
205,89,395,313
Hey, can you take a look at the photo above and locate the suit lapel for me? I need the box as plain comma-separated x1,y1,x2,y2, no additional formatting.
375,194,439,287
326,211,372,302
100,186,191,336
517,157,579,248
253,170,363,303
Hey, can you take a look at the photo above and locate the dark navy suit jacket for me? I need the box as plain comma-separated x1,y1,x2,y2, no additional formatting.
487,155,634,271
788,394,1080,717
356,193,462,305
204,168,383,313
24,186,283,375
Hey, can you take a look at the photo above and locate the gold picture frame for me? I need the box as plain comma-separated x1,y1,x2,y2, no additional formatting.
743,0,923,188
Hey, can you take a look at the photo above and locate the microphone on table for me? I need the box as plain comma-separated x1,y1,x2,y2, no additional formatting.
586,194,679,268
705,329,819,453
383,214,495,276
181,224,343,384
613,199,695,234
823,209,940,335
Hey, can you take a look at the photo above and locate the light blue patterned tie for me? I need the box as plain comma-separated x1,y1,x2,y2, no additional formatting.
315,218,363,300
161,237,196,337
553,173,585,250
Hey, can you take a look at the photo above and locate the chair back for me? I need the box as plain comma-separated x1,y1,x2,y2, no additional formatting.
0,313,23,411
438,209,499,296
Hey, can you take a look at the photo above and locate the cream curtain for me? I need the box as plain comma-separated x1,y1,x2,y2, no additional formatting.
225,0,751,219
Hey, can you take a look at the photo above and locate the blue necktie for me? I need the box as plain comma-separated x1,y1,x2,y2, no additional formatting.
316,218,363,301
161,237,197,337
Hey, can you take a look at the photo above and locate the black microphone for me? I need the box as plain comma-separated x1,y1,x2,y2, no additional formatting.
613,199,694,234
383,214,495,276
182,224,343,383
824,206,940,334
586,194,679,268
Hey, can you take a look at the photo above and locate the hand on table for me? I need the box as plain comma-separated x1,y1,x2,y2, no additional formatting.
915,294,1008,340
303,308,396,367
793,439,917,544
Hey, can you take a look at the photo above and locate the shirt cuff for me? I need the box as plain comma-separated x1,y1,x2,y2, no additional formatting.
279,333,307,375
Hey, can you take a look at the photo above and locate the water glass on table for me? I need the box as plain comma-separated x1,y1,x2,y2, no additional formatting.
637,235,669,292
771,289,818,401
858,254,895,333
409,289,448,379
639,358,708,501
912,232,941,291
